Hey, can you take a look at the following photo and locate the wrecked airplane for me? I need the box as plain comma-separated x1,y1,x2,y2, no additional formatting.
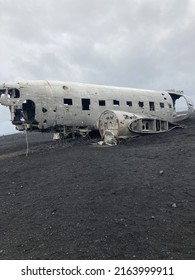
0,80,194,144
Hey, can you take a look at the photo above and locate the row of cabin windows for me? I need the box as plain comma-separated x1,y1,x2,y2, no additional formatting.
64,98,170,110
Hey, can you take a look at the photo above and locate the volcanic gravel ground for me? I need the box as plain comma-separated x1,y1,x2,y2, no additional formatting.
0,115,195,260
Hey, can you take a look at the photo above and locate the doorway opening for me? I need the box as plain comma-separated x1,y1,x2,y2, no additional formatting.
22,100,35,122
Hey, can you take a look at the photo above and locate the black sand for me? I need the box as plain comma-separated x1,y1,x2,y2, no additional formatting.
0,115,195,260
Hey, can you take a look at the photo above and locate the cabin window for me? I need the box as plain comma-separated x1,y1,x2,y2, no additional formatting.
160,102,164,108
138,101,144,108
82,98,90,110
113,100,120,106
169,104,172,108
126,101,132,107
149,101,155,111
64,98,73,105
99,100,106,106
8,88,20,98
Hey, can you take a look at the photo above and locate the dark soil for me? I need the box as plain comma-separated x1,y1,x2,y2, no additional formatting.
0,115,195,260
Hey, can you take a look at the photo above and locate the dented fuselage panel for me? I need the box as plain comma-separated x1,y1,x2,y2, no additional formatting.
0,80,194,139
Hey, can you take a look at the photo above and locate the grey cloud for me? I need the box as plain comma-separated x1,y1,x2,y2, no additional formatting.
0,0,195,134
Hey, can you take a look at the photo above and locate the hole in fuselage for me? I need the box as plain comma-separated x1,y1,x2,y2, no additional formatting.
22,100,35,122
174,96,188,113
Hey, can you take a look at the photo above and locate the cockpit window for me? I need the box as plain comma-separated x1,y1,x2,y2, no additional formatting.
0,89,6,97
8,88,20,98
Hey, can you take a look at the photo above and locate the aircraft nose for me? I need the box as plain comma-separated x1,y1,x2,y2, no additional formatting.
0,88,9,106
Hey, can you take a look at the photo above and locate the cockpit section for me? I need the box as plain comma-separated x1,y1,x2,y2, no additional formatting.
0,88,20,106
0,89,7,105
0,86,39,131
0,89,6,97
0,88,20,98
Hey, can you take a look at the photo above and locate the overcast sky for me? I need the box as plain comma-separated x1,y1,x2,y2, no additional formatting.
0,0,195,135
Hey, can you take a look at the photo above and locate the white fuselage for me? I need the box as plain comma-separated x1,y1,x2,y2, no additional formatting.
0,80,194,134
